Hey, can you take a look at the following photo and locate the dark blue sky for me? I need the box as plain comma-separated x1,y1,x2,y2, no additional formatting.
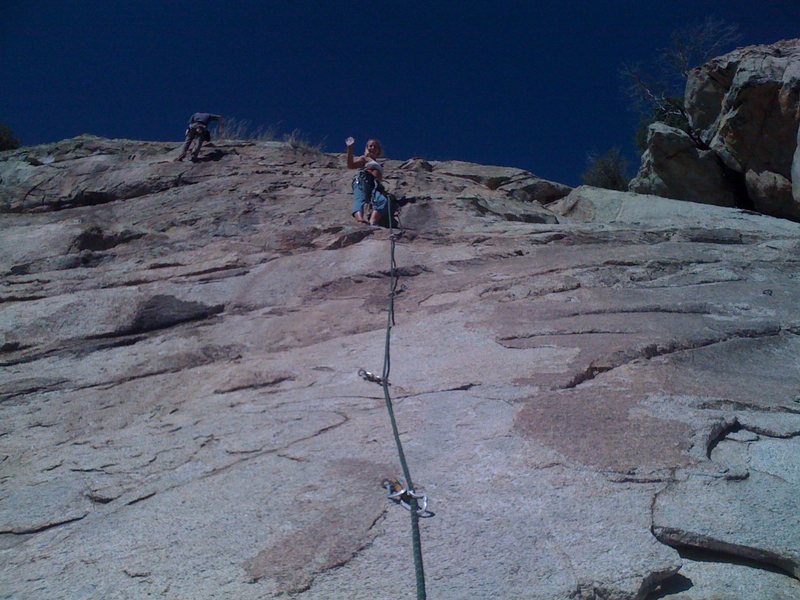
2,1,797,185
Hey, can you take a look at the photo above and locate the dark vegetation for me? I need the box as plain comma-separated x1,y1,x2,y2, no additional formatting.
581,148,630,190
622,17,740,152
0,123,20,151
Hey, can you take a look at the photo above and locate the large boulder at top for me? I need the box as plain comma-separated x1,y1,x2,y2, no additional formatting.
632,38,800,220
687,39,800,178
422,159,572,205
629,123,739,207
2,137,800,600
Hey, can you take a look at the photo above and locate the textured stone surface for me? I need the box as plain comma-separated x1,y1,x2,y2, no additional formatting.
654,468,800,578
1,137,800,599
651,552,800,600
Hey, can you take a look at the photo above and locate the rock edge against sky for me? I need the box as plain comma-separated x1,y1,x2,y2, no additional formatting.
1,131,799,599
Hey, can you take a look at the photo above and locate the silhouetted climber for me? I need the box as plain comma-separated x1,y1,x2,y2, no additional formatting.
346,137,391,225
177,113,224,161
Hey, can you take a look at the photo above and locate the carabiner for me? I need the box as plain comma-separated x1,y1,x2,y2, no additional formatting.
382,479,434,518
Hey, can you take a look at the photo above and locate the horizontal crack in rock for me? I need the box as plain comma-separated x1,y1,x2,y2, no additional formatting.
213,376,294,394
561,324,787,389
0,335,148,368
0,514,87,535
653,527,800,580
126,492,157,506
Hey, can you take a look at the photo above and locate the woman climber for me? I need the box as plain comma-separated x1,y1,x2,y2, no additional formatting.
345,137,390,226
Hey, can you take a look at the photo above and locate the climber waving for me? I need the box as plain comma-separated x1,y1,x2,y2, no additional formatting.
346,137,387,225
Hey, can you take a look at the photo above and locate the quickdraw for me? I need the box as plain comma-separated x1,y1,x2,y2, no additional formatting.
382,479,435,518
359,368,389,386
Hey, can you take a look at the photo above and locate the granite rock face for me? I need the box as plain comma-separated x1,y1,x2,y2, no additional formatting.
1,137,800,599
793,124,800,204
632,38,800,220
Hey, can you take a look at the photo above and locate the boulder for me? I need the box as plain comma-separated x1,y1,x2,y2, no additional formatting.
629,123,739,207
427,159,572,204
746,169,799,220
687,39,800,178
633,39,800,220
495,172,573,205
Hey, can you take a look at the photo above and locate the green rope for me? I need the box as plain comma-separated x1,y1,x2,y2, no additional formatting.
379,193,427,600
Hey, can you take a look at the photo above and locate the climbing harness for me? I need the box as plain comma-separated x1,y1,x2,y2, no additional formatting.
353,167,405,229
360,192,429,600
353,169,376,188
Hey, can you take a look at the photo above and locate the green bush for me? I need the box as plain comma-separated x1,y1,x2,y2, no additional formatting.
581,148,631,191
0,124,20,151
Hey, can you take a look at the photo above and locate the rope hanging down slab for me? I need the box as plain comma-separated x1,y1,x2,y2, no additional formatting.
360,193,429,600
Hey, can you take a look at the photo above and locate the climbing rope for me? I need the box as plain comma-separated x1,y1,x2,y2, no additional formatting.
359,192,429,600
